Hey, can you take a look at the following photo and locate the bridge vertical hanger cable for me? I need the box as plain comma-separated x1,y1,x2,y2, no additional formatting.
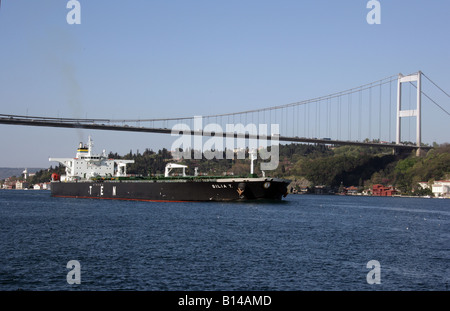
337,96,341,140
288,106,290,136
369,85,372,140
292,105,295,137
335,97,339,140
379,84,382,141
257,110,259,131
306,104,309,138
389,79,392,142
281,107,283,134
315,101,318,138
318,100,321,139
358,90,362,141
340,95,342,140
327,98,330,138
285,106,288,137
348,94,351,141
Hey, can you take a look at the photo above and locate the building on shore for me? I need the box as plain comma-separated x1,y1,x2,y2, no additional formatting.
345,186,359,195
418,180,450,198
372,184,397,196
15,181,29,190
432,181,450,197
2,183,14,189
32,182,51,190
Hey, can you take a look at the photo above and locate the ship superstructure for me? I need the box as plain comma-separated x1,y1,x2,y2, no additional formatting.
49,136,134,182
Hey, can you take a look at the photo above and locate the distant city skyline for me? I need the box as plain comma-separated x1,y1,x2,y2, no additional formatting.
0,0,449,167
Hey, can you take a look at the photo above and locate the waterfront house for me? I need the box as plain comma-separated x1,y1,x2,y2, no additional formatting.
372,184,397,196
417,180,450,198
346,186,359,195
15,181,29,190
431,180,450,198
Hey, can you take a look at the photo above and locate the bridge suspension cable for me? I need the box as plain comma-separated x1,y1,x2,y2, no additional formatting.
422,72,450,98
0,71,447,149
407,81,450,116
87,73,398,124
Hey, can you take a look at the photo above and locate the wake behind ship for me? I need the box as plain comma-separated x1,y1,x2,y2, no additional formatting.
49,137,290,202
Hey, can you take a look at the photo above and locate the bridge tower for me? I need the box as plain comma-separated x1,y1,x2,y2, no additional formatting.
396,71,423,156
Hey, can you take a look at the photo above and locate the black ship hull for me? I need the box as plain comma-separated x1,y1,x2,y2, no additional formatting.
50,178,290,202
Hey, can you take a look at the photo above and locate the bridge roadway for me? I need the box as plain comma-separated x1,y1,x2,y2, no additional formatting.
0,114,430,152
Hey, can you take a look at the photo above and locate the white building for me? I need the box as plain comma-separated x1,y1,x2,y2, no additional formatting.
15,181,29,189
418,182,429,190
432,180,450,198
32,183,50,190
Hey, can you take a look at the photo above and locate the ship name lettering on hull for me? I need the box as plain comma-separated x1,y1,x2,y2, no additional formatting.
211,184,233,189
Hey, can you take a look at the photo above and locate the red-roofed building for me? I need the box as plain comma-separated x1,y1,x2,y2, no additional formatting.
372,184,397,196
346,186,359,195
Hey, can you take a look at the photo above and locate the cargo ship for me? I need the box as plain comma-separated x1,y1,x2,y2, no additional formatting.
49,137,290,202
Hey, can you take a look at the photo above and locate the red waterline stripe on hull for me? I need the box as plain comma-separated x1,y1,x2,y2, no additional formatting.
51,195,189,203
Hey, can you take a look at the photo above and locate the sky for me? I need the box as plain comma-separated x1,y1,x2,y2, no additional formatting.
0,0,449,167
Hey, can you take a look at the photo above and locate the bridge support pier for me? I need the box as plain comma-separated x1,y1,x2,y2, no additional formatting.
393,147,426,157
415,147,427,157
396,71,422,156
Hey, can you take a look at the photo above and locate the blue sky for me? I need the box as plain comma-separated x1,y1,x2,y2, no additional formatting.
0,0,449,167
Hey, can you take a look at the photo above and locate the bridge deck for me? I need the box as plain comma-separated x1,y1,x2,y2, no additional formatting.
0,114,430,151
0,115,432,150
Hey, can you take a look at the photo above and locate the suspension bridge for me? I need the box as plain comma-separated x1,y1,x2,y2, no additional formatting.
1,71,449,155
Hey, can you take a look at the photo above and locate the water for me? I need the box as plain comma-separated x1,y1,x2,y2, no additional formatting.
0,190,448,291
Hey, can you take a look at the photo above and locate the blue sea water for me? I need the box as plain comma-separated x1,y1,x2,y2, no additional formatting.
0,189,448,291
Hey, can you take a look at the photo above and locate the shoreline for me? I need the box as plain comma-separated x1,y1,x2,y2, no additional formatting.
291,192,448,199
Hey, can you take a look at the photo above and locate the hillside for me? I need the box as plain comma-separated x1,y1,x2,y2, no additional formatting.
0,167,44,180
278,143,450,194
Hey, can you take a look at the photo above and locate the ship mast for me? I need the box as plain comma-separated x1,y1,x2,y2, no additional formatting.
87,135,93,157
250,149,257,175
